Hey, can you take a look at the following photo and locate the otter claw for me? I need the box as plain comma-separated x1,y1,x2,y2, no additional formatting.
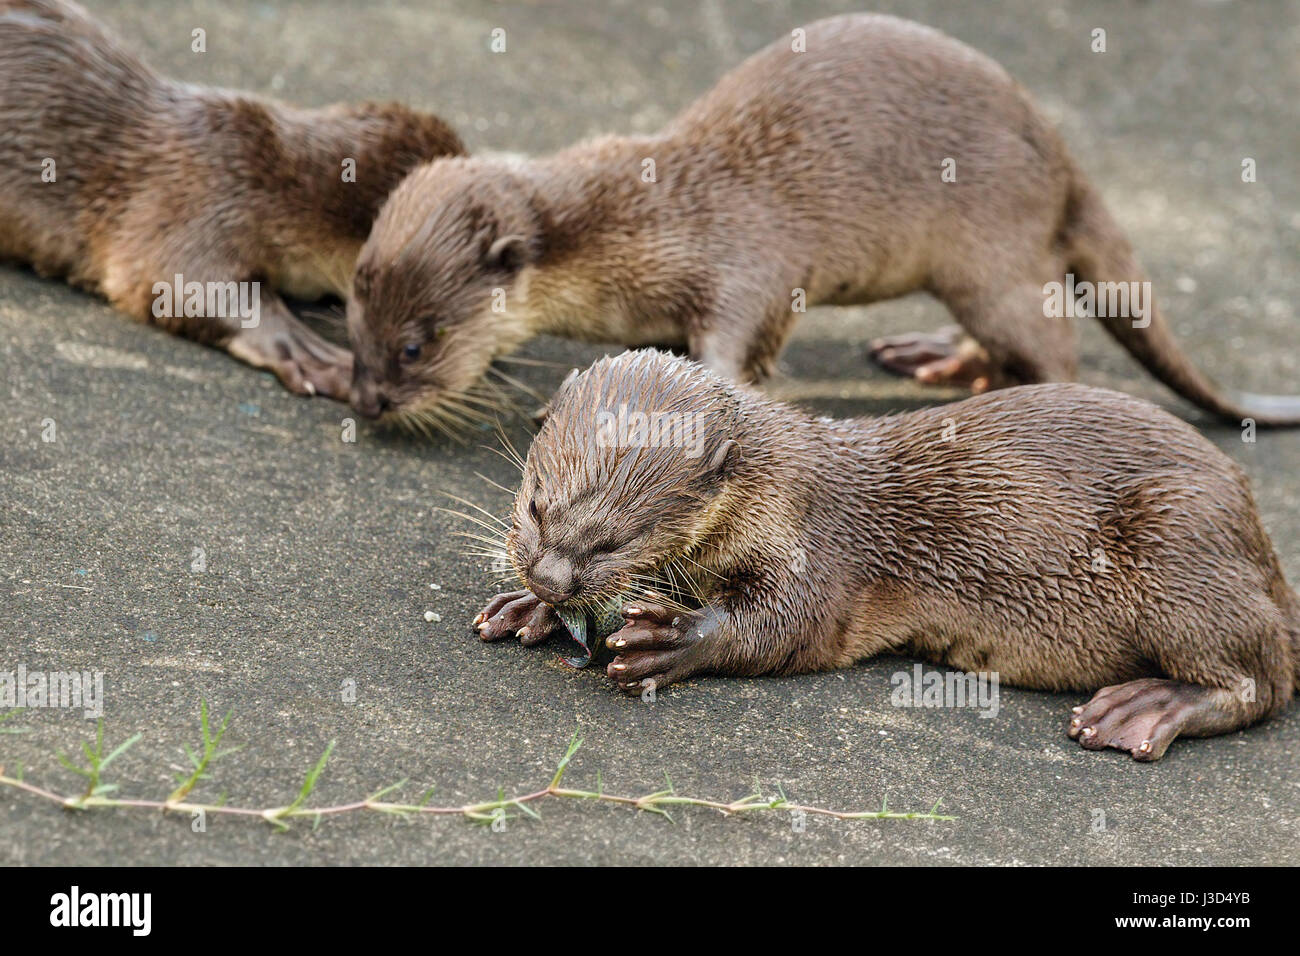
606,604,710,694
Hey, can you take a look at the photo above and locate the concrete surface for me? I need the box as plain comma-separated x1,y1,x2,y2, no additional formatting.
1,0,1297,865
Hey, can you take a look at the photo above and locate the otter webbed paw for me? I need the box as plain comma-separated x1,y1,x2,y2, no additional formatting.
867,326,993,392
473,589,563,646
605,599,712,695
1067,678,1210,761
226,309,354,400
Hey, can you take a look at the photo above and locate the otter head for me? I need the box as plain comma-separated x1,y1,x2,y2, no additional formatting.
346,159,540,428
506,350,742,609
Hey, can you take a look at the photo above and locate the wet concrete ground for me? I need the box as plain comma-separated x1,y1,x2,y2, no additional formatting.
1,0,1297,864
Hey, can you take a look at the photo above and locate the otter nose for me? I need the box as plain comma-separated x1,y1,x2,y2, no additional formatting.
529,553,576,605
351,378,391,419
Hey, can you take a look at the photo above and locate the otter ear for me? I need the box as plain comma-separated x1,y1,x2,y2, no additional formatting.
707,439,740,479
485,234,530,273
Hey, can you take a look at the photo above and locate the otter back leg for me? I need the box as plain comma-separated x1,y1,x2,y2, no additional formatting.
1067,677,1277,761
876,258,1077,388
936,273,1078,387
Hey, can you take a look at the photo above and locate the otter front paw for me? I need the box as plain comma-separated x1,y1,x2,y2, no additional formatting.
604,600,710,695
473,589,563,646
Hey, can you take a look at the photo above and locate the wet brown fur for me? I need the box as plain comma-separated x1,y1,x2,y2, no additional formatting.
484,349,1299,760
0,0,465,397
352,12,1300,425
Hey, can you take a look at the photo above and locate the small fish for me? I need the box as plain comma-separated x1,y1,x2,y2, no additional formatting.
554,596,628,669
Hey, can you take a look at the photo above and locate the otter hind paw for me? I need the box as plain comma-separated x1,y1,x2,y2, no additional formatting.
227,316,354,400
867,326,993,392
1067,678,1207,762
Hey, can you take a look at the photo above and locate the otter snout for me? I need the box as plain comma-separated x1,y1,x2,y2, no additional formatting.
351,374,391,419
528,553,577,605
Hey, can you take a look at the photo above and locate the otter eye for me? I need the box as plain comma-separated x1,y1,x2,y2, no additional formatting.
401,343,421,362
528,498,539,521
587,539,619,559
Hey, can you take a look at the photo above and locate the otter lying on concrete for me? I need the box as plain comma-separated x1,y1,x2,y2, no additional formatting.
475,350,1298,761
346,12,1299,428
0,0,464,398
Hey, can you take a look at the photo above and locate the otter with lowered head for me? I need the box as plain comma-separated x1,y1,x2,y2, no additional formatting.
0,0,464,398
348,12,1300,428
474,349,1299,761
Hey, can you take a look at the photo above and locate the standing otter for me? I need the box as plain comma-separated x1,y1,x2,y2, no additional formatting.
347,12,1299,427
0,0,465,398
474,350,1299,761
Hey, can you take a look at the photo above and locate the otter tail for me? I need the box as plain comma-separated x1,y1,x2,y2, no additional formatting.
1063,171,1300,427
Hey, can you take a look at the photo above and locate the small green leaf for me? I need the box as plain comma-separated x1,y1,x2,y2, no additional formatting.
99,732,142,771
282,740,335,816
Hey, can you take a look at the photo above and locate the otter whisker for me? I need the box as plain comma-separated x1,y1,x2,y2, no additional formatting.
395,404,466,443
486,364,549,407
493,419,529,470
483,443,526,475
421,402,478,434
474,470,518,498
406,416,438,442
440,492,510,530
462,381,518,416
437,511,509,543
299,300,346,326
407,390,502,439
676,550,725,582
439,392,497,421
446,524,507,547
438,404,488,435
492,355,567,369
460,547,508,560
460,553,514,568
623,572,696,614
450,529,511,550
460,552,517,575
667,555,709,603
659,559,691,606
